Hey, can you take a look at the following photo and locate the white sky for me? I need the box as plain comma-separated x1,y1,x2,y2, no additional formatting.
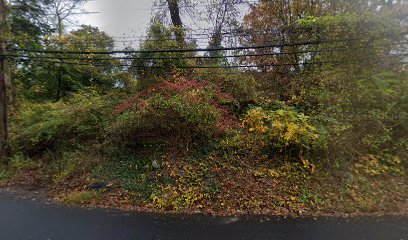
74,0,253,48
76,0,155,38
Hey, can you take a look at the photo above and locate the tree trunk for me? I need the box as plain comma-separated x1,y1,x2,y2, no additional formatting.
208,29,223,63
57,15,63,42
166,0,184,45
0,0,10,161
57,14,63,101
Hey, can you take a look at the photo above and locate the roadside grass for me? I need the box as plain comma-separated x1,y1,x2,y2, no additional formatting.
49,150,103,184
64,190,101,205
0,154,39,181
0,168,14,181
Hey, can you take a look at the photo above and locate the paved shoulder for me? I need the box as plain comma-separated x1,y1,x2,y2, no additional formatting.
0,189,407,240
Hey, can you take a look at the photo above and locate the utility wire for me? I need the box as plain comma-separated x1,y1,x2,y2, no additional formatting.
11,53,407,69
97,1,258,11
110,27,356,40
3,47,364,61
8,41,407,61
7,39,357,55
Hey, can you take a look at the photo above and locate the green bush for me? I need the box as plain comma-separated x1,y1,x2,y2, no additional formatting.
194,71,258,107
295,13,407,166
10,91,113,157
220,75,257,104
224,105,319,161
109,77,238,151
51,150,103,183
9,153,38,171
316,69,408,165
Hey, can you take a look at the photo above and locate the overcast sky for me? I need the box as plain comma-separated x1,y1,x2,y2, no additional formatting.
76,0,155,38
74,0,252,48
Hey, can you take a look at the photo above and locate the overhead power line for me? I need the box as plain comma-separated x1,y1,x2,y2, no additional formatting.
10,53,407,69
7,39,356,55
8,41,404,62
2,47,369,61
8,57,329,68
110,26,354,40
96,1,258,11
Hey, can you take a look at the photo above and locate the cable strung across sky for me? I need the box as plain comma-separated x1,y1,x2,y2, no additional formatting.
8,53,407,70
7,39,358,55
3,48,360,61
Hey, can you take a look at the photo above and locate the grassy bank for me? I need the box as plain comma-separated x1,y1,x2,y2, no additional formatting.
1,148,407,216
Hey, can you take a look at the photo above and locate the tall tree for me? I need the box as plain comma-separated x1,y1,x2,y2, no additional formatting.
205,0,243,49
45,0,88,100
18,25,120,101
46,0,88,41
199,0,245,65
166,0,185,45
240,0,407,102
8,0,51,45
129,19,197,89
0,0,9,160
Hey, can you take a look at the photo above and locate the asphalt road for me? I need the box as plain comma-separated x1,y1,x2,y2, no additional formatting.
0,189,407,240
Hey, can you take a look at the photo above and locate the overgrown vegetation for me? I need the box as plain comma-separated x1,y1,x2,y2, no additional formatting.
0,0,407,216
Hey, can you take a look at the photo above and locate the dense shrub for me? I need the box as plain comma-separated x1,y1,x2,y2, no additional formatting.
316,68,408,166
294,14,407,166
193,71,258,108
10,91,113,157
109,77,238,152
220,74,257,104
224,105,319,161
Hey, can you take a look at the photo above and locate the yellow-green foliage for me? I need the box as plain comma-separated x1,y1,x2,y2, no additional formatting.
64,191,100,205
151,184,208,210
225,106,319,160
253,159,316,180
354,154,404,176
150,162,210,210
242,107,318,147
